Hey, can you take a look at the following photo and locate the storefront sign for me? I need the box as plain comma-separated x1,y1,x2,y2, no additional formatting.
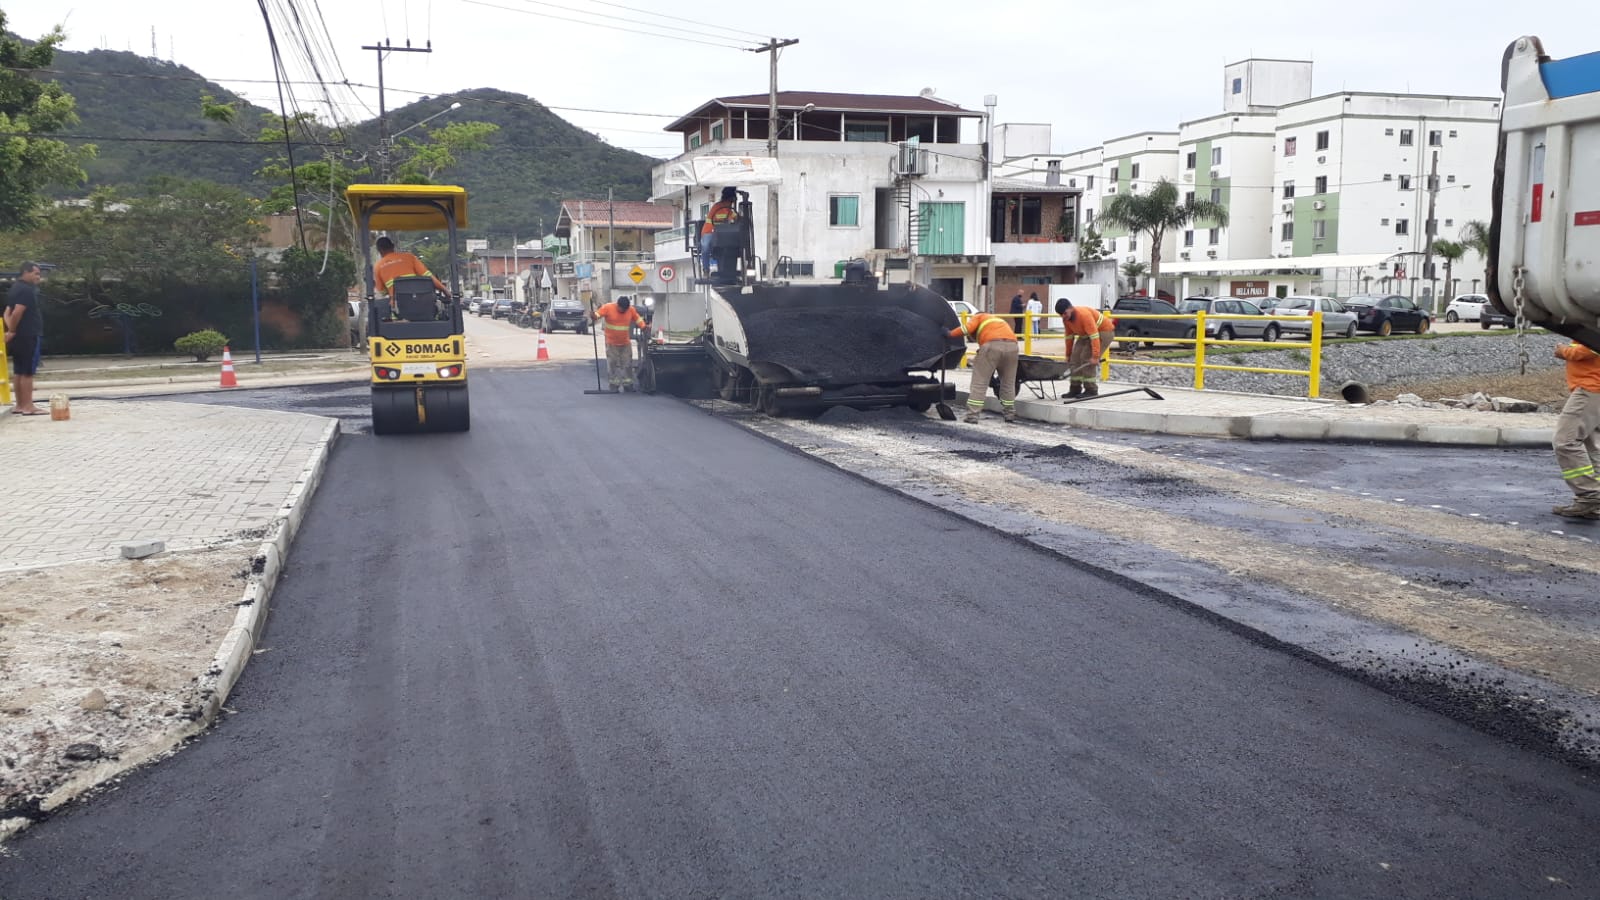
1230,280,1270,299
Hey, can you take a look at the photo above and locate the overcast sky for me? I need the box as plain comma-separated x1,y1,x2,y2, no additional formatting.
11,1,1599,158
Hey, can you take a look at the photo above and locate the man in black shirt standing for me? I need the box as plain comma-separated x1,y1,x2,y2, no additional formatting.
4,261,46,415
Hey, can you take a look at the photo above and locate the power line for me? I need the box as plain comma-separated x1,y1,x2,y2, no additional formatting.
580,0,773,41
506,0,753,45
458,0,755,50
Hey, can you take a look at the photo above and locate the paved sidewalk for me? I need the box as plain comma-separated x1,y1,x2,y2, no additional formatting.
0,399,337,839
970,382,1559,447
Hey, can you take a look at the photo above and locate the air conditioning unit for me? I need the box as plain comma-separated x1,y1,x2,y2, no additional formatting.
1180,251,1191,260
1068,178,1077,188
1313,200,1326,210
1181,172,1193,182
1281,202,1294,213
1317,155,1327,164
1210,169,1221,179
1206,250,1218,259
894,143,927,176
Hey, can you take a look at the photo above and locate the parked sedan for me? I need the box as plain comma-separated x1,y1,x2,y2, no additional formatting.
1481,304,1516,328
1271,295,1360,339
1175,296,1277,341
543,298,590,334
1445,293,1491,322
490,298,520,319
1112,296,1194,346
1340,294,1431,335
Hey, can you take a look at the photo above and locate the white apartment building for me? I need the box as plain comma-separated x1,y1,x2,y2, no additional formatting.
1007,58,1501,304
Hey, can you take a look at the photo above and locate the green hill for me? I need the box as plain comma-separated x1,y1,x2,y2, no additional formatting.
42,47,656,238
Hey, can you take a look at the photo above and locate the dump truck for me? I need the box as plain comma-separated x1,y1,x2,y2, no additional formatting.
1490,36,1600,353
642,157,963,416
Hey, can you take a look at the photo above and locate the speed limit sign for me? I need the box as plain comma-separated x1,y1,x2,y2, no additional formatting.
658,264,676,283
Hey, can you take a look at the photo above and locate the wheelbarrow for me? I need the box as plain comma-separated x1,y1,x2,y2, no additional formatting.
991,354,1072,400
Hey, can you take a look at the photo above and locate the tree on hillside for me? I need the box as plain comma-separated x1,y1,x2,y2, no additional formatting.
1431,239,1466,301
1098,179,1227,297
394,121,500,184
0,12,95,230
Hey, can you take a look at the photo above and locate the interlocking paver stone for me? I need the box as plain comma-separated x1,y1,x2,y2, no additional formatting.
0,400,334,571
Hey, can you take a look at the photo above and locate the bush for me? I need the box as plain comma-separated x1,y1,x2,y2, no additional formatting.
174,329,229,361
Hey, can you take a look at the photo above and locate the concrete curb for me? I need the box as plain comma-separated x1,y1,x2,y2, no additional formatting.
7,415,341,840
971,391,1557,448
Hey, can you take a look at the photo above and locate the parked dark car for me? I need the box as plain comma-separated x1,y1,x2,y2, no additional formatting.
1481,303,1516,329
1340,294,1432,336
1111,296,1194,346
543,298,590,334
491,298,521,320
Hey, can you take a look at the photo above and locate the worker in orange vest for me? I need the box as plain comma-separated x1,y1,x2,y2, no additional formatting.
700,187,739,280
1058,298,1116,399
1552,339,1600,519
593,295,648,392
949,311,1019,423
373,236,447,297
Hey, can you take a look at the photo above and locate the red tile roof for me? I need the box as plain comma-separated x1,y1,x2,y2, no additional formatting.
559,200,674,229
665,91,980,132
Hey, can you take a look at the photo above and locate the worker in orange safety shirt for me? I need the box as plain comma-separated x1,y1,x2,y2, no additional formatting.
1551,339,1600,519
949,311,1019,423
1057,298,1116,399
593,295,649,392
373,236,447,297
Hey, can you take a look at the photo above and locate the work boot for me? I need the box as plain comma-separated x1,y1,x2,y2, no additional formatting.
1552,499,1600,519
1066,383,1083,399
1083,383,1099,398
1003,411,1018,424
963,411,981,424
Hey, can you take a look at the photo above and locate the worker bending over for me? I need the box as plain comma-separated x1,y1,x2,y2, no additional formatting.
1057,299,1115,399
950,311,1019,423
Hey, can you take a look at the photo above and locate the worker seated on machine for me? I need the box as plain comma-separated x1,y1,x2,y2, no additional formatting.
374,236,449,321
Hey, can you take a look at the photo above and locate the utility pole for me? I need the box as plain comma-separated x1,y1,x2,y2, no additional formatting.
983,94,998,312
1421,149,1440,312
608,187,617,302
751,37,798,279
360,39,432,182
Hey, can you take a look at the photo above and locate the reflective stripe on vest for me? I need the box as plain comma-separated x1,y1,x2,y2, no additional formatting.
974,316,1009,341
604,322,633,331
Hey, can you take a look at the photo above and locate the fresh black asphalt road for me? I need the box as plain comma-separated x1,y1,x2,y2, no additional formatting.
3,367,1598,898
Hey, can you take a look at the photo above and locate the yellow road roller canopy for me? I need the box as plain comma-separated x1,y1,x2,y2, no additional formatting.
346,184,469,232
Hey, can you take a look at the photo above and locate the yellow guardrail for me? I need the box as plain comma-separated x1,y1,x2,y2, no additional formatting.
0,333,9,405
956,310,1326,398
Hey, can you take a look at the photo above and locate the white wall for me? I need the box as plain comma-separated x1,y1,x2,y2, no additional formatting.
1223,59,1314,113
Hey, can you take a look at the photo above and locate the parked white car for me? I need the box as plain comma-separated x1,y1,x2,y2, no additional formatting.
947,300,978,319
1445,294,1491,322
1272,295,1360,339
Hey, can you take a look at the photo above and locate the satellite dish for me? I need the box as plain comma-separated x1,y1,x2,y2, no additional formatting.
919,87,937,98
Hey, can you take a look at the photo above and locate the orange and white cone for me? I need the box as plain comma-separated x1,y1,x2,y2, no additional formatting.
219,346,239,388
536,331,550,361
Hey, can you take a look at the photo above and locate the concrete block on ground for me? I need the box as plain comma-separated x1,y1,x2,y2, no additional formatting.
1325,420,1419,443
120,539,165,560
1160,413,1242,439
1077,408,1169,434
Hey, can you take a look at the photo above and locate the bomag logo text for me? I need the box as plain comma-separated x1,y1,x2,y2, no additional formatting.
404,342,455,355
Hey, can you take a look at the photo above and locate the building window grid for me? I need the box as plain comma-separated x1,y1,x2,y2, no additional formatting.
1313,220,1327,240
1208,228,1220,245
1185,151,1197,170
1399,129,1414,146
1398,175,1412,190
1314,176,1328,194
1315,130,1330,151
1428,130,1443,146
828,195,860,228
1282,222,1295,241
1284,136,1297,157
1211,147,1222,166
710,121,725,141
1395,219,1409,235
1183,230,1195,247
1283,182,1295,199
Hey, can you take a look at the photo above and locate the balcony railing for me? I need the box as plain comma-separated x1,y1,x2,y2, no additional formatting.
655,226,689,246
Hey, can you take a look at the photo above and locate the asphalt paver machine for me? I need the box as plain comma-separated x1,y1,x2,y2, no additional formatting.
347,184,471,434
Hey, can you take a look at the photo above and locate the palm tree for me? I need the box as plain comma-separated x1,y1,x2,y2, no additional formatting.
1432,239,1466,306
1120,260,1149,294
1459,220,1491,292
1099,179,1228,296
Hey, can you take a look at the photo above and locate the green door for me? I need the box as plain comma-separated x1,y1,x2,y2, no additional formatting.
918,201,965,255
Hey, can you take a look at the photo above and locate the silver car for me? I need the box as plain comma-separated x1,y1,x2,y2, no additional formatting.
1176,296,1275,341
1271,295,1360,340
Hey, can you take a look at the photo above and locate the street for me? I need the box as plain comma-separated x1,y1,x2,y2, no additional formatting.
2,365,1598,899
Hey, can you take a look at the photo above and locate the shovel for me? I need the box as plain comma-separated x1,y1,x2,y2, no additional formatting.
935,350,957,421
1061,386,1165,405
582,311,621,395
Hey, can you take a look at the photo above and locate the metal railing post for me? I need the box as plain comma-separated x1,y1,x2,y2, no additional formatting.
1023,311,1034,356
1193,311,1207,390
1309,311,1323,398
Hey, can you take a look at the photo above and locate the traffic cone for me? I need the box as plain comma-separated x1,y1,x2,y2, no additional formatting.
219,346,239,388
536,331,550,361
654,327,666,344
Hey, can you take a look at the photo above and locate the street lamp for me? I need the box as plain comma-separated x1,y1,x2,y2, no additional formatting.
393,101,462,140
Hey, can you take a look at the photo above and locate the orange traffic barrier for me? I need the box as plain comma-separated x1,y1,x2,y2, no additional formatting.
536,331,550,361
